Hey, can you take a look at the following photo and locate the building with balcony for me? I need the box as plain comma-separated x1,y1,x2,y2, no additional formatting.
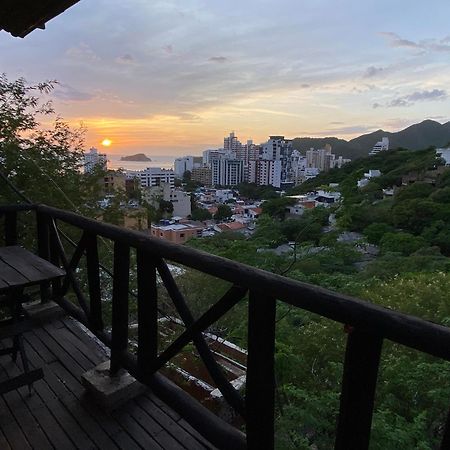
369,137,389,155
127,167,175,188
212,158,244,187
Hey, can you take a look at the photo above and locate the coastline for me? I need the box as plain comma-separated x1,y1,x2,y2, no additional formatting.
107,154,177,171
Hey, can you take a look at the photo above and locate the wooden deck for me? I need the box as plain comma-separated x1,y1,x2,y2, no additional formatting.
0,314,216,449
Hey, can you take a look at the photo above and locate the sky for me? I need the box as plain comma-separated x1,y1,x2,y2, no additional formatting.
1,0,450,156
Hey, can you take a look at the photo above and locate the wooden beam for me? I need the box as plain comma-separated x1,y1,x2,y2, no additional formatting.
335,329,383,450
110,242,130,375
137,248,158,373
246,291,276,450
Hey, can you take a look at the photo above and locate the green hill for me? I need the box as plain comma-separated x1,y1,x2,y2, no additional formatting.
292,120,450,160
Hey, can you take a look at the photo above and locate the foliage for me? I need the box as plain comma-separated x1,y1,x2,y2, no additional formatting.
214,204,233,221
159,199,174,215
363,222,394,245
394,182,434,202
237,182,278,200
261,197,296,220
379,232,428,256
190,207,212,221
362,248,450,279
0,75,103,213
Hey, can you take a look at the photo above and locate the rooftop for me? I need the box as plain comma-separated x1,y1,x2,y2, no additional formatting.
0,1,80,38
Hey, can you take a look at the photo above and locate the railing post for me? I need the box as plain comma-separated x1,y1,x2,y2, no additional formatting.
110,242,130,375
4,211,17,246
36,211,51,303
137,249,158,374
246,291,276,450
335,328,383,450
86,233,103,331
48,218,62,298
441,408,450,450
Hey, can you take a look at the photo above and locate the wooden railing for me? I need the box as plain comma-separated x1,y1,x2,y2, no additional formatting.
1,203,450,450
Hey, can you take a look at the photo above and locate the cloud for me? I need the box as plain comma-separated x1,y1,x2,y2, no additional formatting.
379,32,420,49
379,32,450,53
208,56,228,63
65,42,99,61
364,66,384,78
52,83,94,102
115,54,134,64
375,89,447,108
406,89,447,102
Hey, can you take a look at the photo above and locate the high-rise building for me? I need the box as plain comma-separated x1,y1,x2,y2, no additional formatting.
203,149,227,166
261,136,293,183
248,160,282,188
306,146,336,171
224,132,242,158
174,156,194,177
84,147,107,173
212,158,244,186
191,167,213,186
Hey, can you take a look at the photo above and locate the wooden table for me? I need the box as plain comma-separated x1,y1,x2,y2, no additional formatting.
0,246,65,394
0,246,65,292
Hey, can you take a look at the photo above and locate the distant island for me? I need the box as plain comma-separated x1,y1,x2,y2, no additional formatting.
120,153,152,162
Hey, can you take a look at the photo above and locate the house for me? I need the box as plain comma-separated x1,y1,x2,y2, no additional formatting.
358,169,381,188
150,219,204,244
216,222,247,233
143,183,191,218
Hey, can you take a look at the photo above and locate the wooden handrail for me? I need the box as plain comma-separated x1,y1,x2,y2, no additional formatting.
1,202,450,450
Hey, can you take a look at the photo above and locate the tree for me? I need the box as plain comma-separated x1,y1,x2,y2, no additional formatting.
261,197,296,220
191,208,212,221
237,182,278,200
430,187,450,203
214,204,232,221
380,232,428,256
363,222,394,245
395,182,434,202
182,170,191,182
158,199,174,216
0,75,103,213
392,199,439,234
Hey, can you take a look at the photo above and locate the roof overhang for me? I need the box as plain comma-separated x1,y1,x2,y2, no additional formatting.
0,1,80,38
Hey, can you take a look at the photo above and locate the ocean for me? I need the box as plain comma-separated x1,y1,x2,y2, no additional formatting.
107,154,177,172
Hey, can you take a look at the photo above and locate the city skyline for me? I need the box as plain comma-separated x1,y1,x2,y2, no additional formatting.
1,0,450,155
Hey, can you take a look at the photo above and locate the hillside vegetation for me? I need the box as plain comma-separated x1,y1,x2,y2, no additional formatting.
292,120,450,160
186,147,450,448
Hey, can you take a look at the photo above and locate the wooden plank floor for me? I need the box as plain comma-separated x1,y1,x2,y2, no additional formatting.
0,315,215,449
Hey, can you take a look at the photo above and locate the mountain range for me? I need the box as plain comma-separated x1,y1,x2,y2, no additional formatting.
291,120,450,160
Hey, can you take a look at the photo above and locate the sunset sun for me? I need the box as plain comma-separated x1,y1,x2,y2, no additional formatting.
101,139,112,147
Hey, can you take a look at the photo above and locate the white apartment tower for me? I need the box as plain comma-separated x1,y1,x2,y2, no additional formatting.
248,160,282,188
127,168,175,188
369,137,389,155
224,132,242,158
212,158,244,186
174,156,194,177
84,147,107,173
